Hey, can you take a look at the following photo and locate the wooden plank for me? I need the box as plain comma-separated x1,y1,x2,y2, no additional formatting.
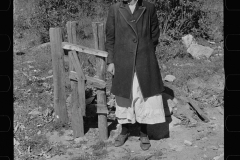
62,42,108,57
69,51,86,116
49,28,68,124
87,104,108,114
69,71,106,89
69,51,86,80
66,21,74,88
67,21,84,137
70,50,86,117
93,22,108,140
165,82,210,123
179,96,210,123
71,78,84,138
96,103,109,114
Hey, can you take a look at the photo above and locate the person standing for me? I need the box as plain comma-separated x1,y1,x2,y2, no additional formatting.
105,0,165,150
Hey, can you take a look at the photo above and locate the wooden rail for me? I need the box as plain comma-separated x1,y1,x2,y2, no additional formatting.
50,21,109,140
62,42,108,57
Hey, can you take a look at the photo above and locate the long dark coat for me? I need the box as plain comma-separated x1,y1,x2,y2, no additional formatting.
105,0,164,99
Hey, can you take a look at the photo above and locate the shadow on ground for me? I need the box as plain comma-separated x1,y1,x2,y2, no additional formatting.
83,86,176,140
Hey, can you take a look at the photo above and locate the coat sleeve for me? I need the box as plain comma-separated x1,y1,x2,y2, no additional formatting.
105,5,115,65
150,5,160,51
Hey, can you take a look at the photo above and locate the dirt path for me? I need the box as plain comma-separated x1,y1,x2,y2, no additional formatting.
14,40,224,160
44,104,223,160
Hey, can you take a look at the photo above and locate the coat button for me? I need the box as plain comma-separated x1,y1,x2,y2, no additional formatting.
133,38,137,43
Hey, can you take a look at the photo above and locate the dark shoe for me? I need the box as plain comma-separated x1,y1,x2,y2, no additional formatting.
140,136,151,150
114,133,129,147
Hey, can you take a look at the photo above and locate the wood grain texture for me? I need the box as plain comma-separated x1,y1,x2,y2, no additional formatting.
93,22,108,140
50,28,68,124
66,21,84,138
69,71,106,89
62,42,108,57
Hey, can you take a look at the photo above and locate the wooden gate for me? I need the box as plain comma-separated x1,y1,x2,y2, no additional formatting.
50,21,109,140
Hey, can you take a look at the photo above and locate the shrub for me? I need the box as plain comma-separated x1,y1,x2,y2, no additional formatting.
155,0,207,41
29,0,111,43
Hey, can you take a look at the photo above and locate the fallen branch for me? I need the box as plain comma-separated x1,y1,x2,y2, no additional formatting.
164,82,210,123
179,96,210,123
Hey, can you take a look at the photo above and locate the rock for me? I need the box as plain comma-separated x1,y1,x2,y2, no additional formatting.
167,99,176,114
48,70,53,75
184,140,192,146
213,153,224,160
66,95,71,107
37,131,41,135
209,145,218,150
182,34,197,48
14,138,20,146
162,64,167,70
74,137,87,143
187,44,214,59
107,98,115,108
164,75,176,82
210,117,217,120
28,109,41,116
169,116,181,129
201,137,208,141
64,135,74,141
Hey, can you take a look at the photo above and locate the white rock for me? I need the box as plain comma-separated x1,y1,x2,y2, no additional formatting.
187,44,214,59
209,145,218,150
48,70,53,75
162,64,167,70
28,109,41,116
164,75,176,82
64,135,73,141
37,131,41,135
210,117,217,120
184,140,192,146
66,95,71,106
213,153,224,160
169,116,181,129
14,138,20,146
74,137,87,143
182,34,197,48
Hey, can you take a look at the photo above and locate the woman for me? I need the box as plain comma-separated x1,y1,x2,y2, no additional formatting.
105,0,165,150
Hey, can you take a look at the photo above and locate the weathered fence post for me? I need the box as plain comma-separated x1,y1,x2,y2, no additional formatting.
50,28,68,124
92,22,108,140
66,21,85,138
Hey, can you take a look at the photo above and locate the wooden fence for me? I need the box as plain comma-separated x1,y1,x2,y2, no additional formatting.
50,21,108,140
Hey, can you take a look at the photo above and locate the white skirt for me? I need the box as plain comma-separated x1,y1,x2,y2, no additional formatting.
115,72,166,124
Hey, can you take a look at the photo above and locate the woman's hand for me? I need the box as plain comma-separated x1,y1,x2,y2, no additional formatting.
107,63,115,75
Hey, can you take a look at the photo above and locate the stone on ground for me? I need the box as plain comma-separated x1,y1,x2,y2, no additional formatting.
187,44,214,59
164,75,176,82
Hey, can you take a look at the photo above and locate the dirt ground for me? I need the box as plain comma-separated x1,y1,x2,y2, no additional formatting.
14,36,224,160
